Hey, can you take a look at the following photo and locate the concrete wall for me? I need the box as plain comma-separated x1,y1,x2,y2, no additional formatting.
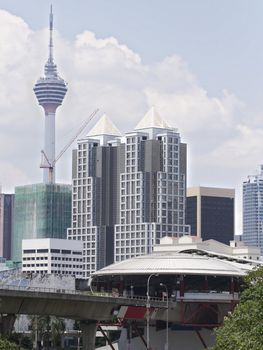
28,273,76,290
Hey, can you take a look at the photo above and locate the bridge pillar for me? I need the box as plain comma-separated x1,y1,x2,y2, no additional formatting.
0,314,16,337
80,320,97,350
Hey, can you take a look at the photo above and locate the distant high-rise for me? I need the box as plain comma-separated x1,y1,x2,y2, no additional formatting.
33,5,67,183
243,166,263,254
186,186,235,244
68,108,190,277
0,192,14,260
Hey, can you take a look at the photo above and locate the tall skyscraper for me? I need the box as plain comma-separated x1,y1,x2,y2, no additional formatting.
67,114,122,278
12,8,71,262
33,5,67,183
0,192,14,260
68,108,190,277
114,107,190,262
186,186,235,244
243,166,263,254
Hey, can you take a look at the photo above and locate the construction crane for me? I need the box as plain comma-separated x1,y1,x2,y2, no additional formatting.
40,108,99,183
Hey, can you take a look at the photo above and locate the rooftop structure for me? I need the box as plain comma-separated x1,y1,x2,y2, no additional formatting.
134,106,172,131
33,6,67,183
154,235,262,261
87,113,121,136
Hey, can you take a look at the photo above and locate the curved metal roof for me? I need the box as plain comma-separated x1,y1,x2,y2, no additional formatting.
93,251,254,277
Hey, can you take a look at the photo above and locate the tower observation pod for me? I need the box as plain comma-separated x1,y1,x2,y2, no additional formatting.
33,5,67,183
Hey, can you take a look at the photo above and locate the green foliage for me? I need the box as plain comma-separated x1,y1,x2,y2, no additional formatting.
19,335,32,350
0,337,20,350
8,332,32,350
29,315,66,349
211,266,263,350
51,317,65,347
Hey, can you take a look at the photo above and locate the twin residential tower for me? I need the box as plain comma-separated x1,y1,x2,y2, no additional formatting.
67,109,190,278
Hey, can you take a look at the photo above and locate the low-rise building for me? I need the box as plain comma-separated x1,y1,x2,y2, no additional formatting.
155,235,261,261
22,238,83,277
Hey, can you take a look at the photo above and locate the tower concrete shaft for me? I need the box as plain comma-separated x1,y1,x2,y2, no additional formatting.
33,5,67,183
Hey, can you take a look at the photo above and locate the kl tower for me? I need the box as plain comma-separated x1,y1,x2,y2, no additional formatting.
33,5,67,183
12,6,71,263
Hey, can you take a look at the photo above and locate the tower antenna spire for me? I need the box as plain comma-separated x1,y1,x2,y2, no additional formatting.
49,4,54,62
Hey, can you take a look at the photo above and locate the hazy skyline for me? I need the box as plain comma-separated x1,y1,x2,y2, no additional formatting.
0,0,263,233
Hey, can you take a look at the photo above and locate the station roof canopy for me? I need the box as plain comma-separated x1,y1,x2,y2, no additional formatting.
93,250,256,278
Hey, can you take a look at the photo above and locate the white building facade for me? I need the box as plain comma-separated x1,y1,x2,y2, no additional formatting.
22,238,83,277
243,165,263,255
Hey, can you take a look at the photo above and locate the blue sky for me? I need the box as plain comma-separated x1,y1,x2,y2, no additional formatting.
0,0,261,105
0,0,263,232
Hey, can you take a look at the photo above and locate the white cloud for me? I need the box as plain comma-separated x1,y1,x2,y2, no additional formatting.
0,9,261,234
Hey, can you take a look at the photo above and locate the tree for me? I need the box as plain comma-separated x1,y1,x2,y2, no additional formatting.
211,266,263,350
29,315,65,349
8,332,32,350
0,337,20,350
51,317,65,348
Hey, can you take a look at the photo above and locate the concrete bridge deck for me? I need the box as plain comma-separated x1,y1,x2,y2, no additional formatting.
0,285,165,320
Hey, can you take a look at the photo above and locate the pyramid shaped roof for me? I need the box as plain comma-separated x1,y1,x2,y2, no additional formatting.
134,107,171,130
87,114,122,137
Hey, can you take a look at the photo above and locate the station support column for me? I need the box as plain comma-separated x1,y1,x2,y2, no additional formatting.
0,314,16,337
80,321,97,350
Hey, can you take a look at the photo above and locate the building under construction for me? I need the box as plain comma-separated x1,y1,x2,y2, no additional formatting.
12,183,71,262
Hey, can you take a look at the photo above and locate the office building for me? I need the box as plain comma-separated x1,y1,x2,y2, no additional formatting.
68,107,190,277
243,165,263,254
186,186,234,244
0,192,14,259
22,238,82,277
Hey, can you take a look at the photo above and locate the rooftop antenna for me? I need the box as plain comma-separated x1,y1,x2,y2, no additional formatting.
49,4,54,63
